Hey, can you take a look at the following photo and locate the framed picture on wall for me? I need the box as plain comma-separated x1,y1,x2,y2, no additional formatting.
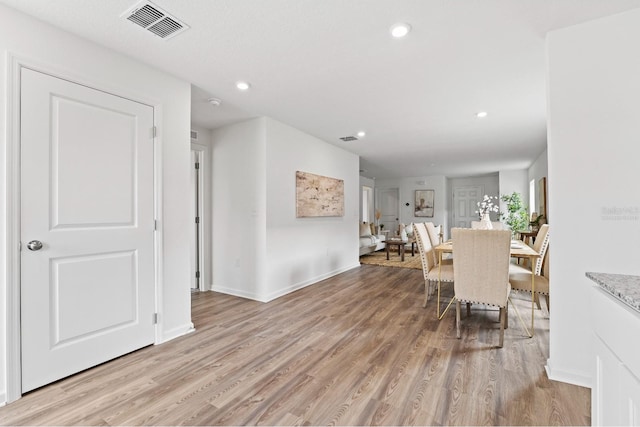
415,189,435,217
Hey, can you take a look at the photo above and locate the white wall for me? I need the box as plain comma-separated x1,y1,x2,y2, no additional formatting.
265,118,360,301
0,4,192,404
375,175,448,232
547,8,640,387
211,117,359,302
211,118,267,300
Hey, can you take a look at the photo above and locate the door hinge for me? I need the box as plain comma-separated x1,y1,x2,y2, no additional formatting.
195,216,200,224
18,241,22,251
153,313,159,324
154,219,158,230
152,126,157,138
196,271,200,279
195,162,200,170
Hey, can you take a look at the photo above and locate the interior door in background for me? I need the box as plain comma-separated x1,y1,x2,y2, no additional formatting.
452,186,482,229
190,148,204,291
377,188,399,235
20,68,156,392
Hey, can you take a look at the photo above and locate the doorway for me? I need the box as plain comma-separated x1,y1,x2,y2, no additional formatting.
377,188,399,234
190,146,205,292
362,185,373,222
452,186,483,229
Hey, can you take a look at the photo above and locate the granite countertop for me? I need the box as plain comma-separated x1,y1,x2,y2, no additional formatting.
586,272,640,313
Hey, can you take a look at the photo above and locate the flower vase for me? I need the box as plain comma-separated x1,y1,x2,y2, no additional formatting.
479,213,493,230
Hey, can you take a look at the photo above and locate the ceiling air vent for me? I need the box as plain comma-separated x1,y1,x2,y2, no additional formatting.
339,136,359,142
122,1,189,40
190,130,198,140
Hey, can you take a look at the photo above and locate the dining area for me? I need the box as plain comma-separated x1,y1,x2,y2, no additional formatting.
413,221,550,348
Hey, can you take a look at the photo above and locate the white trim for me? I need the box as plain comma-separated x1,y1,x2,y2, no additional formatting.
210,285,264,302
153,106,164,345
212,264,361,303
4,53,164,401
264,264,361,302
545,358,592,389
190,143,207,292
5,52,22,404
157,322,195,344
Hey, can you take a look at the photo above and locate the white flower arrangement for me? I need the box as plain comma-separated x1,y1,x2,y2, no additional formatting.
476,195,499,218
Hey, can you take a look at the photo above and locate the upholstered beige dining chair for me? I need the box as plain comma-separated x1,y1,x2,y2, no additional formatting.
425,222,450,265
452,228,512,347
510,224,549,276
510,247,550,312
414,223,454,308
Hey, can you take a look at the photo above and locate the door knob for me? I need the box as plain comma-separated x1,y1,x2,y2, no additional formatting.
27,240,43,251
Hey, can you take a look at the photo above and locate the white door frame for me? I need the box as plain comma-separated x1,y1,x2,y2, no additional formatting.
3,55,163,403
190,143,207,292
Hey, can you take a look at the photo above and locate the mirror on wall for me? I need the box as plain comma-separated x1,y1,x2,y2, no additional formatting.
538,177,547,220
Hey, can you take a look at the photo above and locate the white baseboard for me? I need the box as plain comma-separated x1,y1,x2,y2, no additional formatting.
212,263,361,303
157,322,195,344
545,358,592,389
0,391,6,407
263,263,361,302
210,285,262,301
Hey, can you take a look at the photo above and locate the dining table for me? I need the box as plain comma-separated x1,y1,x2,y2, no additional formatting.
434,238,540,337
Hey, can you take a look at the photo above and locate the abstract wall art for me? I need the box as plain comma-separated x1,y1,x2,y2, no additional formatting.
296,171,344,217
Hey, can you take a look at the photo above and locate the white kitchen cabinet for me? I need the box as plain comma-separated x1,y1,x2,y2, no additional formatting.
589,274,640,427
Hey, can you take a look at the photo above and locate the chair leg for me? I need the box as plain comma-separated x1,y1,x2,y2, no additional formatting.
466,302,471,317
534,293,542,310
498,307,505,348
456,300,461,339
505,300,509,329
543,294,550,312
423,280,429,308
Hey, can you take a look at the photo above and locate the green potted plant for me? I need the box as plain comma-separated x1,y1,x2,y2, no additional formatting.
529,213,546,232
500,192,529,237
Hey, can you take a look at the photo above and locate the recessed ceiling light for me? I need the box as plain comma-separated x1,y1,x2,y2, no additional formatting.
236,81,251,91
357,131,366,138
476,111,488,118
390,23,411,38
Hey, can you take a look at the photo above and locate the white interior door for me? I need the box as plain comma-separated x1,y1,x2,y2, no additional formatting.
20,68,156,392
452,186,482,229
378,188,399,234
190,149,203,291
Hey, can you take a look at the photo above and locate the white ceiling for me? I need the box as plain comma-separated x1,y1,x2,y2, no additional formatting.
4,0,640,179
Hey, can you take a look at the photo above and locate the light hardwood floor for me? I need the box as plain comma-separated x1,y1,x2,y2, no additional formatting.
0,264,589,425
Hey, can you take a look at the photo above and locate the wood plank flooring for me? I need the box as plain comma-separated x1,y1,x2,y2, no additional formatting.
0,264,590,425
